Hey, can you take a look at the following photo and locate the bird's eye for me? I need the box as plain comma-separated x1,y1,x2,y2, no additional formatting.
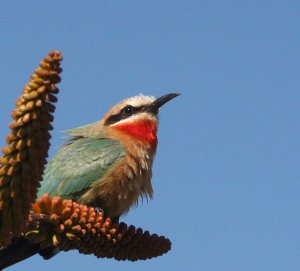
122,105,136,115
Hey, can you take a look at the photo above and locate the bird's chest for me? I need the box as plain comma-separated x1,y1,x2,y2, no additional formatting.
80,155,153,218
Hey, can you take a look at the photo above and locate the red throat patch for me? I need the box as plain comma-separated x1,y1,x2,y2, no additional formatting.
114,119,158,146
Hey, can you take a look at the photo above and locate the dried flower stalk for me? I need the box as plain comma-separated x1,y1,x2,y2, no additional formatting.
27,194,171,261
0,51,62,244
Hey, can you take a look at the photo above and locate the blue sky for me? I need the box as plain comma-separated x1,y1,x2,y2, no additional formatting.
1,1,300,270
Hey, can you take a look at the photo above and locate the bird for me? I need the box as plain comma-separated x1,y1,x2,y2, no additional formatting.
37,93,180,220
6,93,181,261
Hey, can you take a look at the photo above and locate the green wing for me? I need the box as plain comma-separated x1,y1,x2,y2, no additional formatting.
37,138,126,199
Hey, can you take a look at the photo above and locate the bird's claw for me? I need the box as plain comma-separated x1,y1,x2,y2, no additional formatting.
94,207,104,215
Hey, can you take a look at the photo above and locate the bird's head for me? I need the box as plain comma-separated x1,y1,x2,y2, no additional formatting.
103,93,180,146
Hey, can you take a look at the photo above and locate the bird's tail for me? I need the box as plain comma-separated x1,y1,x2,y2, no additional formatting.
0,237,60,270
38,246,60,260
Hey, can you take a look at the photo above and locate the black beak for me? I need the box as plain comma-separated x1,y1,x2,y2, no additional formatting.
145,93,181,114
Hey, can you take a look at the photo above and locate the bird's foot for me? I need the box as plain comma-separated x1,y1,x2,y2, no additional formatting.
94,207,104,215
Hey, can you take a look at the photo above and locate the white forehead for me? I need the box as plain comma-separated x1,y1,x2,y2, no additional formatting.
122,94,155,107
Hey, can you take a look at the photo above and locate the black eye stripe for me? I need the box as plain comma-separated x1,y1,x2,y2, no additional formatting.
121,105,137,115
104,105,143,125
